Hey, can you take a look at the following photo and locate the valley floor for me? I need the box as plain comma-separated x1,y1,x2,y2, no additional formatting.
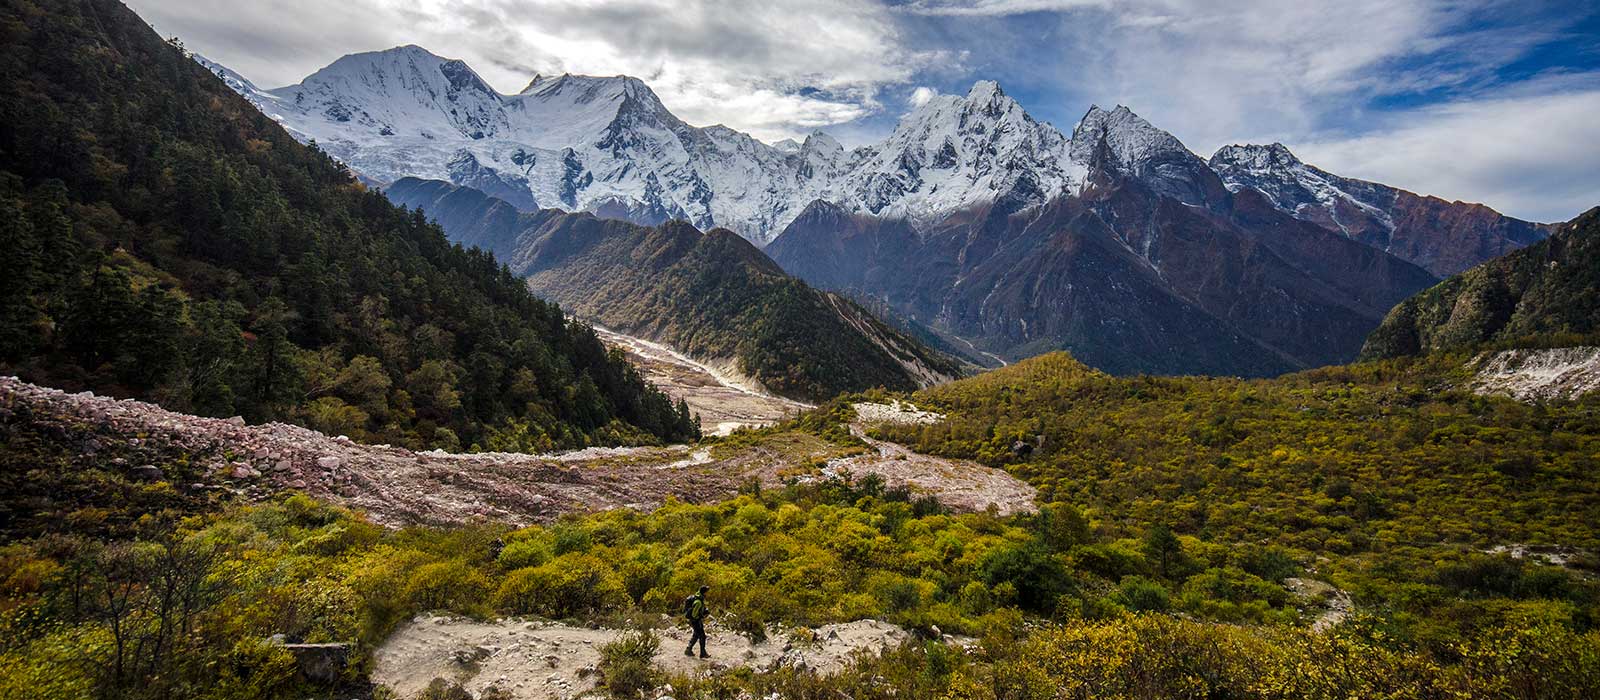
0,377,1035,528
593,326,810,435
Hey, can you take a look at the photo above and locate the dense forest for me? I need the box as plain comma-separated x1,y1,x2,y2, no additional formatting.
386,177,970,402
1362,206,1600,360
0,0,696,451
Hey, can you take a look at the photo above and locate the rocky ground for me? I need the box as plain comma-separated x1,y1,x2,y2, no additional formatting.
0,378,1037,528
1285,577,1354,633
373,615,958,700
595,327,811,436
1472,346,1600,401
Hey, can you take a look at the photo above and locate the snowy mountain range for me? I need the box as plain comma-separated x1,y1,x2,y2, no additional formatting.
195,48,1092,245
1209,143,1550,276
197,45,1546,270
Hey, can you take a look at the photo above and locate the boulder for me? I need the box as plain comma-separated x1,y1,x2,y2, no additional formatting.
130,464,165,481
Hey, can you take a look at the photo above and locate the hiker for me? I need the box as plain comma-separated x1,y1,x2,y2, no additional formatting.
683,584,710,658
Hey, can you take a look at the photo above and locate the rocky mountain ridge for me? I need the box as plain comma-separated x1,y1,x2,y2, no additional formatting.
1210,143,1552,275
767,134,1442,376
385,177,969,401
199,47,1547,268
1362,206,1600,361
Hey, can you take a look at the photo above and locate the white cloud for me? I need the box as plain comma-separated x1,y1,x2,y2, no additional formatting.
901,0,1106,16
124,0,1595,217
1296,85,1600,223
126,0,937,142
1041,0,1458,153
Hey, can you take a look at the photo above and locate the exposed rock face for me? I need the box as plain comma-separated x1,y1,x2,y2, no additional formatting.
1210,143,1551,276
1472,347,1600,402
769,154,1439,376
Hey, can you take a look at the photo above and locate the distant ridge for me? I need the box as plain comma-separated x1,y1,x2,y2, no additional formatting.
386,177,969,401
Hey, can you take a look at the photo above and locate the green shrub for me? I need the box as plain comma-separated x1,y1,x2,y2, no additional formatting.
1115,576,1170,612
598,630,660,699
497,538,553,570
492,553,628,618
404,560,491,614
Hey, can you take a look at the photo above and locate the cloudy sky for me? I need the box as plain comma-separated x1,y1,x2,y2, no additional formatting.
129,0,1598,222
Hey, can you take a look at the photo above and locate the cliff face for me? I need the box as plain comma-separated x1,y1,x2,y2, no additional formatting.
770,162,1439,377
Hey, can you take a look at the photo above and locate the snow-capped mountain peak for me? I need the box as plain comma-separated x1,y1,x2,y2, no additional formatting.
200,52,1247,243
829,79,1080,222
1209,141,1398,237
964,79,1004,103
1069,104,1191,172
1210,142,1303,172
272,45,508,141
771,138,803,154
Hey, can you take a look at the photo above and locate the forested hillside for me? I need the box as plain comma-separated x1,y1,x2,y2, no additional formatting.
0,0,695,450
387,177,969,401
1362,206,1600,360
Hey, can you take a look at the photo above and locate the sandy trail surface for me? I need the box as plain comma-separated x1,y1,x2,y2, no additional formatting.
823,402,1038,516
373,615,938,699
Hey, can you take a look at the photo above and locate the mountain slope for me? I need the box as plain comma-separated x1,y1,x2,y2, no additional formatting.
385,178,967,400
1210,143,1551,276
769,110,1440,377
203,50,1548,268
202,54,1101,245
198,46,1551,379
0,0,696,450
1361,207,1600,360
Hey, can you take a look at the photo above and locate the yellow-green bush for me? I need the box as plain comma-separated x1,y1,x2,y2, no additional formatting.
492,553,628,618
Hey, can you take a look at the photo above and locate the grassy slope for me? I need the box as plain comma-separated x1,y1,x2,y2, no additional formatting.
874,351,1599,644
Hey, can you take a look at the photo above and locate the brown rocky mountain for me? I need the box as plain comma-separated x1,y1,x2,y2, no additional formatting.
768,113,1441,377
385,178,968,401
1209,143,1551,277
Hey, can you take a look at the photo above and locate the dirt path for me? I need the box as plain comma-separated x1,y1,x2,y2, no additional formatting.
594,326,811,436
808,402,1036,516
950,333,1009,367
373,615,941,700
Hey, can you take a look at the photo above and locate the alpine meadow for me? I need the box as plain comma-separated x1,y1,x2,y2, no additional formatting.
2,1,1598,699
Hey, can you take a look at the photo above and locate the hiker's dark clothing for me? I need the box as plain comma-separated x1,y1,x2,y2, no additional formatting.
687,619,707,657
684,593,709,657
